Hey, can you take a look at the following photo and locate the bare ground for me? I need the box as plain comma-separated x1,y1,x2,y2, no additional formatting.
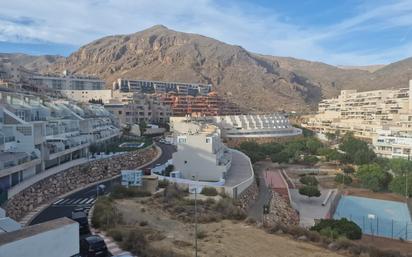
345,188,406,202
115,198,344,257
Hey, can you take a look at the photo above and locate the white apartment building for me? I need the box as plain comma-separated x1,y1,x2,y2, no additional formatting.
113,78,212,96
105,92,171,125
303,81,412,140
170,117,231,182
0,90,120,202
211,114,302,139
373,130,412,159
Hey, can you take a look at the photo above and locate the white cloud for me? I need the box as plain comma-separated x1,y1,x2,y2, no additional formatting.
1,0,412,65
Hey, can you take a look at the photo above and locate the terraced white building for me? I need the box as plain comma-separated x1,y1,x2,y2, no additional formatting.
0,90,120,202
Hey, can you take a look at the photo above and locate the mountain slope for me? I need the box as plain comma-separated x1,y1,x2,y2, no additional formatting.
46,25,323,112
0,53,64,72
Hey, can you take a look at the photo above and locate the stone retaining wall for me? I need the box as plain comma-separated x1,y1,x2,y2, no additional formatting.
238,181,258,211
263,191,299,227
5,146,158,221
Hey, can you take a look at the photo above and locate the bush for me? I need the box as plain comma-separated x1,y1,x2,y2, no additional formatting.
335,174,352,185
299,175,319,186
111,185,151,199
139,220,149,226
311,218,362,240
213,198,246,220
196,230,207,239
299,185,321,198
108,229,124,242
92,196,123,229
164,165,174,176
158,179,170,188
201,187,218,196
302,155,319,165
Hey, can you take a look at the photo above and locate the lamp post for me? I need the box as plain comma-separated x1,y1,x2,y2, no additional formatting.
192,175,198,257
407,152,410,202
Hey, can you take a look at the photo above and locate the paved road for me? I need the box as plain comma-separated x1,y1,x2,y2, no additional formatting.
30,143,175,226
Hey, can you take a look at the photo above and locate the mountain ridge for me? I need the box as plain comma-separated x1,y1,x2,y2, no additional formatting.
3,25,412,111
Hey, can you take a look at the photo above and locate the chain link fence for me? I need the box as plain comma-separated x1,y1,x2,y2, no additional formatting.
334,211,412,240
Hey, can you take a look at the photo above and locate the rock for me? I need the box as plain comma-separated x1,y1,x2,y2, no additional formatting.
328,243,339,251
297,235,308,241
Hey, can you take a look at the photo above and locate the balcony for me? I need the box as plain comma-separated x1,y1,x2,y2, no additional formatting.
0,152,41,176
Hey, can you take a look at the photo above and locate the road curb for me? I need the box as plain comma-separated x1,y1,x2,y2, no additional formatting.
24,144,163,226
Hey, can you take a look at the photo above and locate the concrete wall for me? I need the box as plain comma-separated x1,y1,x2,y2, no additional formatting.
0,222,79,257
61,90,112,103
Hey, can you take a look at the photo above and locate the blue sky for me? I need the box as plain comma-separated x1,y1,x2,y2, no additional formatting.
1,0,412,65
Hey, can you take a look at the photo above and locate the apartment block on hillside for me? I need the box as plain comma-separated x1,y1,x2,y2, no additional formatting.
0,90,120,202
113,78,212,96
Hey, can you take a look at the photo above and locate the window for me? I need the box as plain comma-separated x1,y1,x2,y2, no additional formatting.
184,160,187,164
206,138,211,143
178,137,186,144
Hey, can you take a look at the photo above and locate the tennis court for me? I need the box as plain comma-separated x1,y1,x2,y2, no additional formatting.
334,195,412,240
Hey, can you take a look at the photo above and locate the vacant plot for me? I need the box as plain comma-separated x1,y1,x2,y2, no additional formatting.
114,198,344,257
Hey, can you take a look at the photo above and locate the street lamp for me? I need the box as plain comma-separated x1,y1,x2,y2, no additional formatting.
192,175,198,257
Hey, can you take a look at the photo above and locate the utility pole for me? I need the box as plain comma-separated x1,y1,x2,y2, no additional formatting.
407,152,410,202
192,175,198,257
195,186,198,257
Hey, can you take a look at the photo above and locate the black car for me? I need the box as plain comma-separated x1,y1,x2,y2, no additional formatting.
71,211,90,235
80,235,108,257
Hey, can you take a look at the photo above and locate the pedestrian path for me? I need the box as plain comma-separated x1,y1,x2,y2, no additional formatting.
19,203,49,227
52,197,96,207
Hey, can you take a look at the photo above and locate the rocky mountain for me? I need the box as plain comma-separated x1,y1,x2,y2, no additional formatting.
4,25,412,112
0,53,64,72
44,25,325,112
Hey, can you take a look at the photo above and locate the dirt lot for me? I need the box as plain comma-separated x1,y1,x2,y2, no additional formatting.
356,235,412,255
345,187,405,202
115,199,344,257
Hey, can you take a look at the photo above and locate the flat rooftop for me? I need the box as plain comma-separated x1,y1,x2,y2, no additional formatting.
0,217,76,246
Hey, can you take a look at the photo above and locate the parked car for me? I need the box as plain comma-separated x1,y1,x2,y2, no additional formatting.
80,235,108,257
71,211,89,235
97,184,106,195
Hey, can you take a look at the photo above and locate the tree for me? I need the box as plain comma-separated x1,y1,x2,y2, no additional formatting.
353,149,376,165
306,138,323,155
299,185,321,198
299,175,319,186
335,174,352,185
260,143,283,156
270,151,290,163
389,158,412,176
89,143,98,157
139,121,147,135
325,132,336,142
389,175,412,197
356,164,392,192
303,155,319,165
342,166,355,175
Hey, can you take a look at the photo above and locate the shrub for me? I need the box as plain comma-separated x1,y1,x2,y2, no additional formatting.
213,198,246,220
335,174,353,185
111,185,151,199
164,164,174,176
311,218,362,240
158,179,170,188
196,230,207,239
299,185,321,198
302,155,319,165
139,220,148,226
201,187,218,196
299,175,319,186
108,229,124,242
92,196,123,229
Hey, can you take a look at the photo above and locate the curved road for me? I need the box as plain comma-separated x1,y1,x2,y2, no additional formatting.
30,143,175,226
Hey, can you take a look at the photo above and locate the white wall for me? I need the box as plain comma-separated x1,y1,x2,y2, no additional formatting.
0,222,79,257
61,90,112,103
